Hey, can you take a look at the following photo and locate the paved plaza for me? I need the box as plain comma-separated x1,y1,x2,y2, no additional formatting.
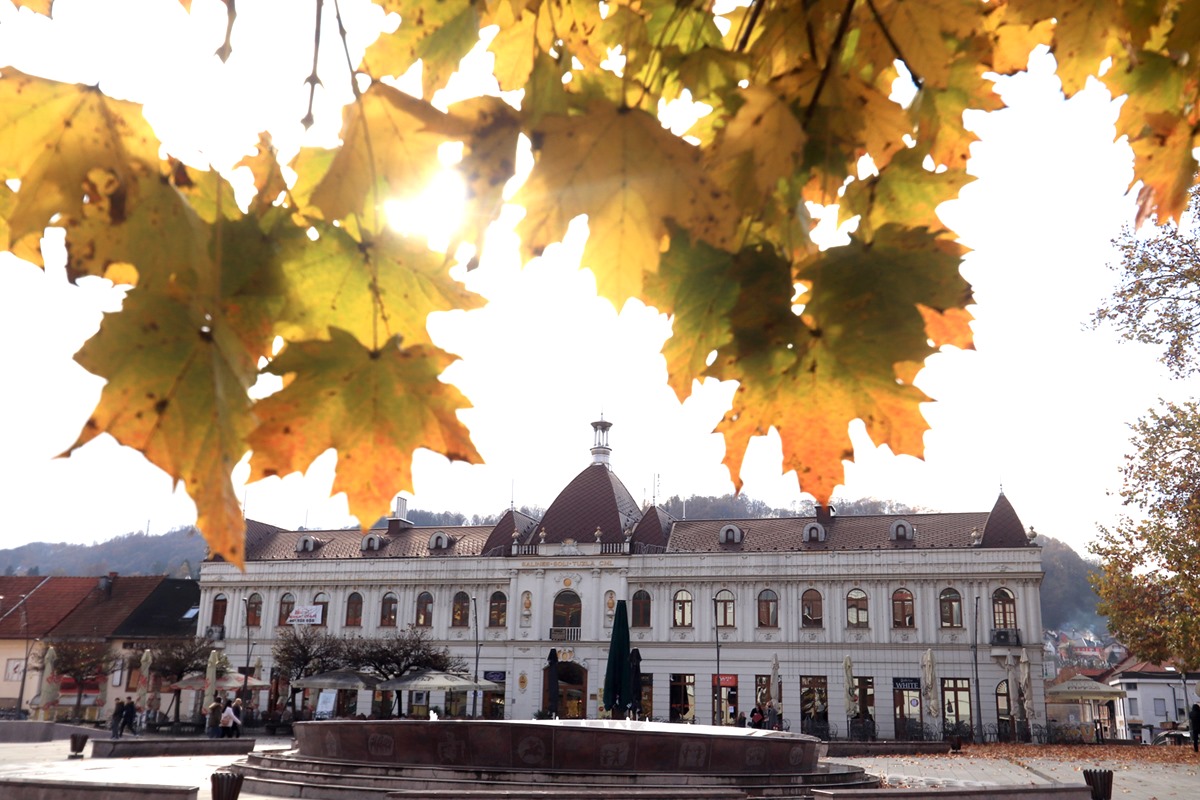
0,735,1198,799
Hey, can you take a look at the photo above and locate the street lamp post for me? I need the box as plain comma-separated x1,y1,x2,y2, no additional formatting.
17,597,30,716
471,596,480,719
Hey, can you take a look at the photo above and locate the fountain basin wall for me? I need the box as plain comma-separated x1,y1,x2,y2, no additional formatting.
293,719,820,776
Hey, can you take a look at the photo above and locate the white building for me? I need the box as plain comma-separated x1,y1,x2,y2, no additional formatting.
198,421,1047,740
1106,659,1200,742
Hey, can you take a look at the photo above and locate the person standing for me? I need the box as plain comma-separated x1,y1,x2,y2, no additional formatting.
119,696,138,737
1189,703,1200,752
220,698,237,738
110,699,124,739
231,698,243,738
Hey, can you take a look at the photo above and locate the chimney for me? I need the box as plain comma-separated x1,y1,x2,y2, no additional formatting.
815,504,834,524
99,572,117,597
387,495,412,536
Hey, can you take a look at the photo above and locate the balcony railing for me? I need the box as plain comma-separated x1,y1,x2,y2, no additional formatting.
512,543,540,556
990,628,1021,646
549,627,581,642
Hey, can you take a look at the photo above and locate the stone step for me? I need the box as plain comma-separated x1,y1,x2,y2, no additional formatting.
234,755,877,799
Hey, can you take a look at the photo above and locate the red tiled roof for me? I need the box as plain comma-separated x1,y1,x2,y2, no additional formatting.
50,576,168,639
0,577,100,638
243,523,495,561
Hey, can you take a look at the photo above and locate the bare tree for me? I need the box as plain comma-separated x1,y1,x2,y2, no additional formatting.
34,640,121,721
146,636,216,722
272,626,346,710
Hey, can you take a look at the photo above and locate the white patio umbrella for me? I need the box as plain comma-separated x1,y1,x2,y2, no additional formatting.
1019,650,1035,723
40,646,59,711
202,649,218,710
138,649,153,708
843,656,856,714
378,668,502,692
769,653,782,715
920,649,937,720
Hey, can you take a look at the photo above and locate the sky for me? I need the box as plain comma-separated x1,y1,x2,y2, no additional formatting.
1,0,1196,557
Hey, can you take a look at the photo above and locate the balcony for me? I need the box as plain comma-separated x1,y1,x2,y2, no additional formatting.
549,627,581,642
990,628,1021,646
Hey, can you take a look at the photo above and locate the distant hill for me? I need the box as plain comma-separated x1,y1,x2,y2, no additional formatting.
0,527,205,579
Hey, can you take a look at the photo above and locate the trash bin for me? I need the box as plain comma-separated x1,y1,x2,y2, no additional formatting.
68,733,88,759
1083,768,1113,800
211,771,244,800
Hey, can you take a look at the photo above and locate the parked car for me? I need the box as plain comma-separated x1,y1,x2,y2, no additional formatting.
1151,729,1189,746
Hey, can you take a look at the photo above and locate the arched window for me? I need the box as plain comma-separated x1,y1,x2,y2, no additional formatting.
245,593,262,627
846,589,869,628
992,588,1016,629
488,591,507,627
313,592,330,626
278,593,295,626
345,592,363,627
891,588,915,628
939,588,963,628
553,590,582,628
631,590,652,628
673,590,693,628
211,594,228,628
714,589,735,628
757,589,779,627
801,589,823,628
415,591,434,627
451,591,471,627
380,592,398,627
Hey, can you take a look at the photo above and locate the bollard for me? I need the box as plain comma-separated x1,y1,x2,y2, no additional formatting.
211,770,244,800
1083,768,1113,800
67,733,88,759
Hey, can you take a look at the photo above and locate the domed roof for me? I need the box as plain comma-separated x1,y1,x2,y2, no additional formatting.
534,463,642,545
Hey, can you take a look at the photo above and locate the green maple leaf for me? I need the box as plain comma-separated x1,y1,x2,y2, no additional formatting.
643,226,738,402
0,70,161,251
68,287,258,567
839,148,974,240
247,329,482,527
289,82,456,234
712,226,969,502
361,0,480,97
275,222,481,349
515,98,735,305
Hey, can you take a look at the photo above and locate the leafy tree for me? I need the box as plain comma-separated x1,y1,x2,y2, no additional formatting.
1091,194,1200,669
271,626,347,709
1091,400,1200,671
2,1,1195,566
34,639,121,720
147,636,217,722
344,626,464,717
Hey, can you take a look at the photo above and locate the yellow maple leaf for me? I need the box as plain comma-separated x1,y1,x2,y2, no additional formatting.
709,86,807,209
515,98,735,305
275,223,481,349
0,70,161,250
248,330,482,528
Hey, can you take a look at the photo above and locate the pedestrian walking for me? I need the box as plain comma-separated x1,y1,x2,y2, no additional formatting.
119,696,138,737
1189,703,1200,752
206,701,223,738
219,698,237,738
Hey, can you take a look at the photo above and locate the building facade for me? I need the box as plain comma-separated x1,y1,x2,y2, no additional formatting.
198,421,1047,739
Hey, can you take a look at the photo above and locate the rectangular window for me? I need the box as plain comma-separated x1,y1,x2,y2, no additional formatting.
669,673,695,723
800,676,829,723
1128,698,1139,717
1154,697,1167,717
942,677,972,733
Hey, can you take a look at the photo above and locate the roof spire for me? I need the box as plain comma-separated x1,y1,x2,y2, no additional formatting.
591,416,613,470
